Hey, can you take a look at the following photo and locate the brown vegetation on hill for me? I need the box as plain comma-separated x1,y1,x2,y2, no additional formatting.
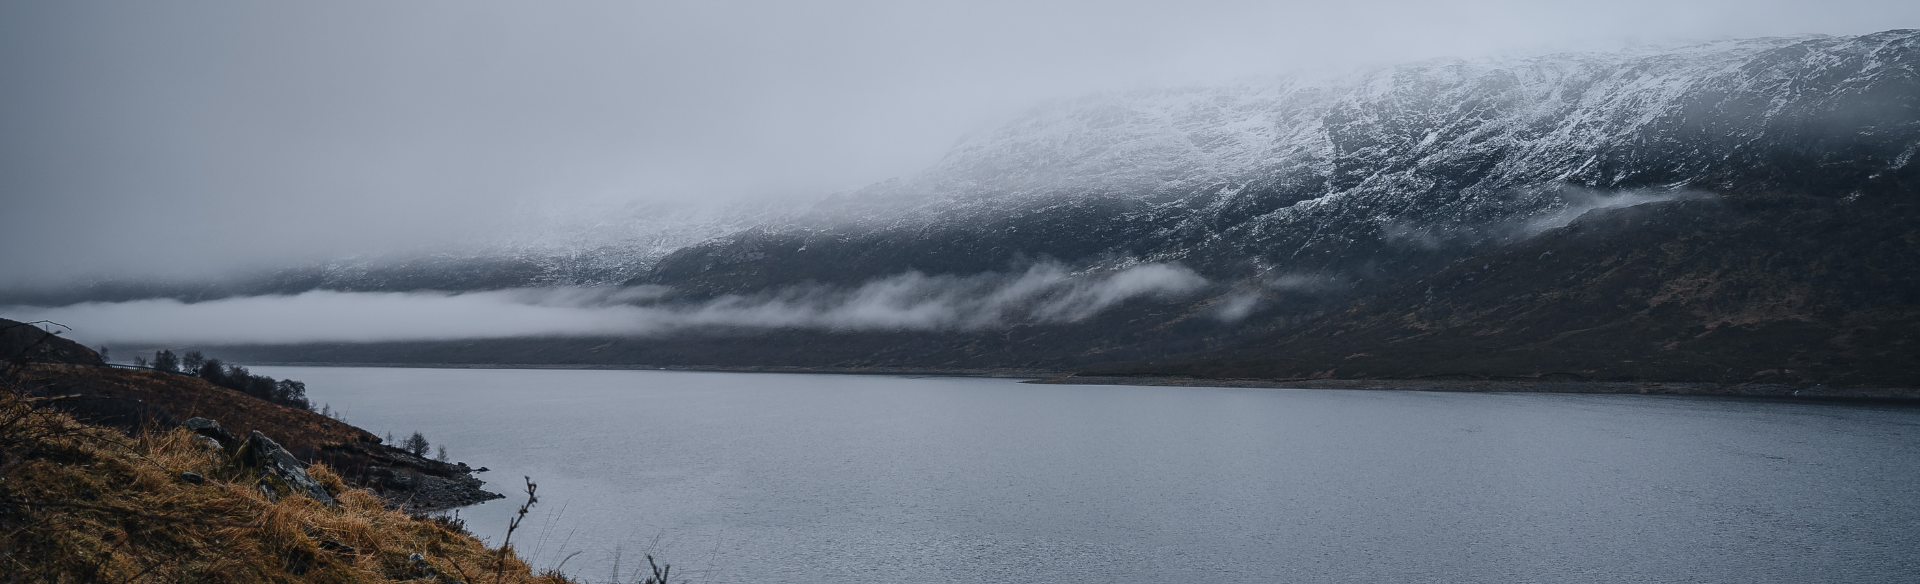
11,359,502,511
1,317,503,514
0,388,570,583
19,363,374,451
0,318,655,582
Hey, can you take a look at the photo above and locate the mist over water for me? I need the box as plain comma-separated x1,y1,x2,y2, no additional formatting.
269,367,1920,584
3,263,1208,344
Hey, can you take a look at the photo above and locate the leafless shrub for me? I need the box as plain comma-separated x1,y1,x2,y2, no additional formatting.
493,477,539,583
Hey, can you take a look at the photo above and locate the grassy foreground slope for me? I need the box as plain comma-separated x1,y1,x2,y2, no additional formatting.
0,321,653,583
4,317,503,511
0,388,567,583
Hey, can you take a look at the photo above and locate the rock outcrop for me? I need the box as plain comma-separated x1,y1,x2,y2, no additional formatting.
322,442,506,511
235,430,337,506
182,417,236,449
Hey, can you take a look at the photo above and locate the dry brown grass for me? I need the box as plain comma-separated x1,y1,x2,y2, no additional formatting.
0,390,572,584
18,364,377,449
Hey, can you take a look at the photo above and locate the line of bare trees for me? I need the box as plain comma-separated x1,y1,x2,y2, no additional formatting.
133,349,311,411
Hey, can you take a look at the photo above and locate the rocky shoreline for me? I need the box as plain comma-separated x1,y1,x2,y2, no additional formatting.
1026,376,1920,401
333,441,506,511
182,414,503,511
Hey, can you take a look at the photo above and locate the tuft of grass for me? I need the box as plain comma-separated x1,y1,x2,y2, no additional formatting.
0,389,577,583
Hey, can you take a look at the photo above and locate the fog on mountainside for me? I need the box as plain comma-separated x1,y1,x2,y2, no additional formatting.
2,263,1208,345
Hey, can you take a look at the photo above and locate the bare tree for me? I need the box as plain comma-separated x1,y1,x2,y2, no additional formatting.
151,350,178,373
403,431,430,457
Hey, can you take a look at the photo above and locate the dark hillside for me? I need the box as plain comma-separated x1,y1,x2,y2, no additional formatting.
17,364,373,449
212,188,1920,390
1,318,102,365
1110,191,1920,386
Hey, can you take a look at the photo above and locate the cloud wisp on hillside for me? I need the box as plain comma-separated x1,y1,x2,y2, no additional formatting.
1,263,1208,346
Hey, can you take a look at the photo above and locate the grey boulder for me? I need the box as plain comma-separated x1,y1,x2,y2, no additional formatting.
182,417,236,449
236,430,337,506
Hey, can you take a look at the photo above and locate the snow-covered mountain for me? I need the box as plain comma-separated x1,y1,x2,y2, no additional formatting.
23,31,1920,386
855,31,1915,207
646,30,1919,293
20,30,1914,304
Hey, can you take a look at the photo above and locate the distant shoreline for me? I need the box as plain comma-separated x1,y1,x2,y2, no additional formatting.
1026,376,1920,402
244,361,1062,378
240,361,1920,401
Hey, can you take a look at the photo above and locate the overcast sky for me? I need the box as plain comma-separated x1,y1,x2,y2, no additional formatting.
3,0,1916,285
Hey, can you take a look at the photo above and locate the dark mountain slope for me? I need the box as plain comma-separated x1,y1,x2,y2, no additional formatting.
215,184,1920,389
1112,190,1920,386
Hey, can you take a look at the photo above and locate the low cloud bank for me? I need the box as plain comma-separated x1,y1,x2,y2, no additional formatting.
2,263,1207,345
1518,187,1706,236
1207,273,1345,323
1384,185,1708,249
1208,291,1262,323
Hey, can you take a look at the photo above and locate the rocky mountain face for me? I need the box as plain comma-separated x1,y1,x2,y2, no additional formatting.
42,31,1920,386
644,30,1919,295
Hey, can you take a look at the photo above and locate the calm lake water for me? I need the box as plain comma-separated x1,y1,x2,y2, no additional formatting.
255,366,1920,583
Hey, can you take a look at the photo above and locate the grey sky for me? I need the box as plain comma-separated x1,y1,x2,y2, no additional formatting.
3,0,1915,284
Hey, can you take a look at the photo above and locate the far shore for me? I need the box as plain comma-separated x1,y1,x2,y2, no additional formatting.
240,361,1920,401
243,361,1062,378
1027,376,1920,402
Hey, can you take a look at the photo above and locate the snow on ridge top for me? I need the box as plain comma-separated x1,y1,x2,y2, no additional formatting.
882,30,1917,207
566,29,1917,282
